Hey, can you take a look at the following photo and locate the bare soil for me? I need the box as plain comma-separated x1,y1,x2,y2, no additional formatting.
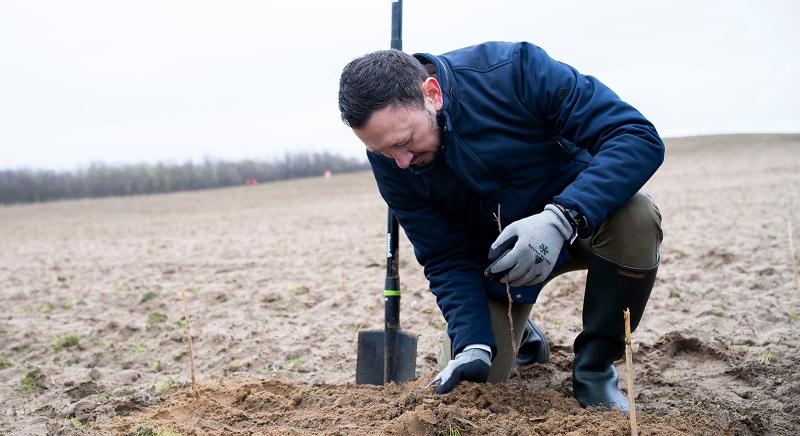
1,134,799,435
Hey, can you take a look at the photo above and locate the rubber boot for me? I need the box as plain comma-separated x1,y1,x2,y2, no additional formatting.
572,254,657,411
516,319,550,366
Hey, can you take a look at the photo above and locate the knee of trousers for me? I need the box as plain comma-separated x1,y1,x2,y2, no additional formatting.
589,192,663,269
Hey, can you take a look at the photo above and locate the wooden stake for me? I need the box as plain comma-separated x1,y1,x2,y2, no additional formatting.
182,291,198,399
623,308,638,436
789,221,800,296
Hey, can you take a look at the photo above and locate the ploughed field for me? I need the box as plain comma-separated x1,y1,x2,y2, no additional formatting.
1,134,799,435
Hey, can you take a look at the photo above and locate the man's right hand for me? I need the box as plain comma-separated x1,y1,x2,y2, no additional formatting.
427,348,491,394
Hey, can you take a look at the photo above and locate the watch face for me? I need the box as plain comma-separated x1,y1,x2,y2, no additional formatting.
564,208,578,224
560,206,588,238
566,208,580,220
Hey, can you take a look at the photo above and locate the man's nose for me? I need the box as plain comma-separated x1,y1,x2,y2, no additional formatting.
393,149,413,169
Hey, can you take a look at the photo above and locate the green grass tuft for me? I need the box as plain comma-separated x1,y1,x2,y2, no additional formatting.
38,302,53,314
52,334,81,352
290,285,310,296
0,356,11,369
123,339,147,362
129,426,156,436
147,312,168,324
140,291,157,304
437,424,462,436
285,355,302,371
760,349,773,365
18,368,45,393
153,379,176,392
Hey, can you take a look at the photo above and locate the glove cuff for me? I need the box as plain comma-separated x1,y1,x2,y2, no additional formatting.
456,348,492,366
463,344,493,360
544,204,575,242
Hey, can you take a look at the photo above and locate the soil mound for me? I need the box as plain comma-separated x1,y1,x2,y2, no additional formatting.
103,374,718,435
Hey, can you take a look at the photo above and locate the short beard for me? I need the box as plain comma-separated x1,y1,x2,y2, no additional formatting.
427,107,443,147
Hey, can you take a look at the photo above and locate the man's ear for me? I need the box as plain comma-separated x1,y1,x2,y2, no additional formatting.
421,77,444,110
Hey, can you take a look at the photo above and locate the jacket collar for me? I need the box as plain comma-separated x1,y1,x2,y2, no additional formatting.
413,53,458,113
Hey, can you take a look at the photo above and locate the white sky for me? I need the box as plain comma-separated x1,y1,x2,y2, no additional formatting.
1,0,798,170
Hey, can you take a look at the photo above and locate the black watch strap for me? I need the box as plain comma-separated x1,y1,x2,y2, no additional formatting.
553,203,589,242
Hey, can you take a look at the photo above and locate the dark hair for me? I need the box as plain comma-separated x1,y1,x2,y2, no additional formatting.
338,49,429,128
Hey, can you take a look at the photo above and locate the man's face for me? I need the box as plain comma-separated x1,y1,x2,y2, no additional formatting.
353,78,444,169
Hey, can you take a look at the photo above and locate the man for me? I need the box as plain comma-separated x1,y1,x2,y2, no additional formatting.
338,41,663,411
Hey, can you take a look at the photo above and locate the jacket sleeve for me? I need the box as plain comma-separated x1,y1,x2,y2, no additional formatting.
514,42,665,234
367,152,496,357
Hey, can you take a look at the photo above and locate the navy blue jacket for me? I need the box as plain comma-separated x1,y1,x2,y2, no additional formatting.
367,42,664,357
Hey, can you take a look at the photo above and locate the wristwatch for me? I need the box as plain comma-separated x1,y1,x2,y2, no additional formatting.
553,203,590,243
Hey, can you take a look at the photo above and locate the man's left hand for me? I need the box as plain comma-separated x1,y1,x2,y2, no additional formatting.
427,348,491,394
486,204,573,287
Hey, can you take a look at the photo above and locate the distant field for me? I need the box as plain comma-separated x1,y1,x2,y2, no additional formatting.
1,134,799,435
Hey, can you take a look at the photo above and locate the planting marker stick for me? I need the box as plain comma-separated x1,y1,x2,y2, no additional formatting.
624,308,638,436
789,221,799,296
182,291,198,399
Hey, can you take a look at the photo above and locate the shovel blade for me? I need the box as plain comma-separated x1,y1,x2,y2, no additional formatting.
355,330,417,385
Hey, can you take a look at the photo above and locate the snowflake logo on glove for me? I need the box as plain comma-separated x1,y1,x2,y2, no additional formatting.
530,243,550,265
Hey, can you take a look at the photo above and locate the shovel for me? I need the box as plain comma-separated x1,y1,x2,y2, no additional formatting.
355,0,416,386
355,209,417,384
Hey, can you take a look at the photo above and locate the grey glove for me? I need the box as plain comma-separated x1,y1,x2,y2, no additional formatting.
487,204,573,287
426,348,491,394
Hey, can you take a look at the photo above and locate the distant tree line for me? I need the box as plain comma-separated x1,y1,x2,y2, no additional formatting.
0,151,370,205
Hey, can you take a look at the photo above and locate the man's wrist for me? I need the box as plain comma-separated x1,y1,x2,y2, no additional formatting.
552,203,590,242
462,344,492,360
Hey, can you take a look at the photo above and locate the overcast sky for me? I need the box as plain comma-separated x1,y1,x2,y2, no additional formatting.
1,0,798,170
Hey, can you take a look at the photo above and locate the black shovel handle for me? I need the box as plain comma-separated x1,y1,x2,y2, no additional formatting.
383,0,403,384
391,0,402,51
385,210,400,321
384,210,400,383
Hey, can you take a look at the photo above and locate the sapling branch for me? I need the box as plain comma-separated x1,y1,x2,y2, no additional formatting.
494,204,520,379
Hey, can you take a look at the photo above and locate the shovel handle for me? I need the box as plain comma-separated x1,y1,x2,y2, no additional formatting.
385,210,400,328
385,209,401,383
391,0,402,51
385,0,404,385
